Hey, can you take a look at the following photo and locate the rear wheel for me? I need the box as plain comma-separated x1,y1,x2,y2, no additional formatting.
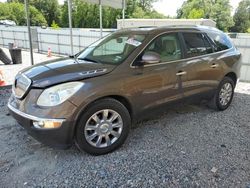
209,76,235,111
75,98,131,155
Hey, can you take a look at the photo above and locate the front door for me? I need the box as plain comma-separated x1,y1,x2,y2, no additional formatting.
129,32,189,111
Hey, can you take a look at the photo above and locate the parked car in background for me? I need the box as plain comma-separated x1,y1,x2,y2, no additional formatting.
8,25,241,155
0,20,16,26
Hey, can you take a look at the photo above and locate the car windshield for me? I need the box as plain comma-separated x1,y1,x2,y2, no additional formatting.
76,33,146,65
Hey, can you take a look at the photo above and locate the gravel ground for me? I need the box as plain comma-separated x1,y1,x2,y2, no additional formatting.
0,83,250,188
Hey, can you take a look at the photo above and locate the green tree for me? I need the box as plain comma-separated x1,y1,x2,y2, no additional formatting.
60,1,69,27
177,0,234,31
61,0,121,28
30,0,61,26
130,6,165,18
7,0,61,26
0,2,47,26
126,0,165,19
187,8,204,18
131,6,147,18
0,3,15,20
138,0,158,10
60,0,164,28
231,0,250,33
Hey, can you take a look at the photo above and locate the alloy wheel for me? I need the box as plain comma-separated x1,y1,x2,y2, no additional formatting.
219,82,233,106
84,109,123,148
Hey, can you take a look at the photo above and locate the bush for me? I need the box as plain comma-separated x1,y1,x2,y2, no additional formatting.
51,20,60,29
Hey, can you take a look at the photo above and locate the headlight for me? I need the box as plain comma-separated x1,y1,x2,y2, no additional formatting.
37,82,84,107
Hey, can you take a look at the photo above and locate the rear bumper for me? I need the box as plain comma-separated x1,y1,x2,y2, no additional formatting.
8,102,74,149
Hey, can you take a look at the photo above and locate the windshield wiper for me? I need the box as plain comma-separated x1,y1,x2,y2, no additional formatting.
77,57,101,64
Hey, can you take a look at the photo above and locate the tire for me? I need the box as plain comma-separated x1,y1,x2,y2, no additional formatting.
75,98,131,155
208,76,235,111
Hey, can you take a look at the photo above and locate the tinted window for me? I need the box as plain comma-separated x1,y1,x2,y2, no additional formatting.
207,32,232,52
144,33,182,62
182,32,213,58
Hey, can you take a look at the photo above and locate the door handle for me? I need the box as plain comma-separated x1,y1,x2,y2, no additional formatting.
210,64,219,68
176,71,187,76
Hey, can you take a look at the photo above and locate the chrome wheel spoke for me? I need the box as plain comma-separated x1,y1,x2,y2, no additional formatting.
105,134,111,146
112,122,122,128
92,114,101,124
85,124,97,131
96,136,102,147
103,109,109,121
111,130,120,138
225,83,230,90
109,113,119,122
87,132,98,141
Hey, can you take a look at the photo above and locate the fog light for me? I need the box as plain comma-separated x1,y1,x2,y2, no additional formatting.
33,121,62,129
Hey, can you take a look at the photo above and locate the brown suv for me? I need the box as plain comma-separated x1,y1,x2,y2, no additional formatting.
8,26,241,155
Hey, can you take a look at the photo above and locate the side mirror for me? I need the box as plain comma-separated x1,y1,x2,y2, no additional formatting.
141,51,160,65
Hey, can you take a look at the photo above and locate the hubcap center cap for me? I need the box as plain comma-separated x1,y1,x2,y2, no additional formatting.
100,124,109,133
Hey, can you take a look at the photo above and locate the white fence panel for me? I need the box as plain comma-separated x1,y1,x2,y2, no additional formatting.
231,33,250,82
0,26,30,49
37,28,113,55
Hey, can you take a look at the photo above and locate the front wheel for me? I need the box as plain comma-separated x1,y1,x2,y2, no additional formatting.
75,98,131,155
209,76,235,111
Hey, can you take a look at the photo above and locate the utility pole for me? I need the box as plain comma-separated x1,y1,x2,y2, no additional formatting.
122,0,126,28
24,0,34,65
68,0,73,56
99,0,103,38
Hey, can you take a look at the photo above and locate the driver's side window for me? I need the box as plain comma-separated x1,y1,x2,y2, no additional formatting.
145,33,182,62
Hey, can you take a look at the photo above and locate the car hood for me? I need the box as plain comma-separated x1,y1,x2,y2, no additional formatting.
20,57,116,88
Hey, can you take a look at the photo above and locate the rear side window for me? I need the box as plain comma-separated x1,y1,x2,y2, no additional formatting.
206,32,232,52
182,32,213,58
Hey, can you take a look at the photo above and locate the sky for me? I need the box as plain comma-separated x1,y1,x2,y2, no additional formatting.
0,0,242,17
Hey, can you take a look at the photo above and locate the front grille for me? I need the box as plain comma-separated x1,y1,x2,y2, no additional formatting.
12,73,31,99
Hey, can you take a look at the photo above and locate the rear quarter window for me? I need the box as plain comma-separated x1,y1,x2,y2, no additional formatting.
206,32,233,52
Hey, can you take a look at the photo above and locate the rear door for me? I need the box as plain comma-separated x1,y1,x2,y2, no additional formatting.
180,31,223,97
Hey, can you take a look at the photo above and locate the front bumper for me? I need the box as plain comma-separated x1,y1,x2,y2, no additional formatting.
8,102,75,149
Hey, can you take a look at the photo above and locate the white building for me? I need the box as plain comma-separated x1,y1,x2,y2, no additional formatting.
117,19,216,29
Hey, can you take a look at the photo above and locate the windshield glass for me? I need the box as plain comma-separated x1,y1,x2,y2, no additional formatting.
77,33,146,65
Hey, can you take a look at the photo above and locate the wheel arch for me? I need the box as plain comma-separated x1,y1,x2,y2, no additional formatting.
72,95,134,138
224,72,237,87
